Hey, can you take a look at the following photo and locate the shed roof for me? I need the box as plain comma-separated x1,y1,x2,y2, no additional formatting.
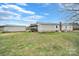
62,23,73,26
37,22,59,25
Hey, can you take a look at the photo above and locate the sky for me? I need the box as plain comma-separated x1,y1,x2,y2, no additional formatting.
0,3,70,26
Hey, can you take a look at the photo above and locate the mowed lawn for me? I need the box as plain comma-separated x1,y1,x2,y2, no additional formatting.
0,32,79,56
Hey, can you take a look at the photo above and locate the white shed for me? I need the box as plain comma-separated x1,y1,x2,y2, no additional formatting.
61,23,73,32
0,25,26,32
30,22,73,32
37,23,60,32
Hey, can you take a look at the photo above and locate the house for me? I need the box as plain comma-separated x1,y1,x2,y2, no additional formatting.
0,26,3,31
0,25,26,32
61,23,73,32
73,23,79,30
37,23,60,32
30,22,60,32
30,22,73,32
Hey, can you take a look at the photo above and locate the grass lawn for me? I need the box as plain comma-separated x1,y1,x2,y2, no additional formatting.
0,32,79,56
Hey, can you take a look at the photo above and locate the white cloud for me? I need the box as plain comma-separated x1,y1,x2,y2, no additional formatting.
58,4,64,8
0,16,13,20
40,3,52,7
0,15,21,20
44,13,49,15
22,15,44,22
44,3,51,6
0,10,19,16
0,5,9,8
0,10,21,20
0,10,44,22
17,3,28,6
58,3,79,10
0,4,35,15
26,15,43,20
22,15,44,24
4,5,35,14
0,5,9,11
59,4,72,8
0,4,43,25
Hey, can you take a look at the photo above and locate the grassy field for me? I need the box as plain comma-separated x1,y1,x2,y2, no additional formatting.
0,32,79,56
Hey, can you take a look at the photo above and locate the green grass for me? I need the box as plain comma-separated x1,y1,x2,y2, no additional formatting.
0,32,79,56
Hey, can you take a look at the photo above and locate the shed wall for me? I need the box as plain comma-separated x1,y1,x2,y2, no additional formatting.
3,26,26,32
0,27,3,31
62,25,73,31
38,24,60,32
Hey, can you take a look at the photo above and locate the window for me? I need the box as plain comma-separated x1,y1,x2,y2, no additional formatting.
56,25,58,28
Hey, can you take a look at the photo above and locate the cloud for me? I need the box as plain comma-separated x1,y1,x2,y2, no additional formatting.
0,15,21,20
26,15,44,20
17,3,28,6
0,16,13,20
40,3,52,7
3,5,35,14
22,15,44,22
0,4,35,15
0,3,43,25
58,4,64,8
0,10,21,20
0,10,20,16
58,3,79,10
44,13,49,15
20,15,44,24
43,3,51,6
0,10,43,22
2,3,28,6
0,5,9,9
58,4,74,8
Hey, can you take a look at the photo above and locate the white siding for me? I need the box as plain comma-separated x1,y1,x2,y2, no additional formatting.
3,26,26,32
0,27,3,31
38,24,60,32
62,25,73,31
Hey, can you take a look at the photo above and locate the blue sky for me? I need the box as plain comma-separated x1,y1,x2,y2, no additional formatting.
0,3,70,26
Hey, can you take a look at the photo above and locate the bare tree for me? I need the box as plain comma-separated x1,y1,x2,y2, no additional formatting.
60,3,79,23
59,3,79,30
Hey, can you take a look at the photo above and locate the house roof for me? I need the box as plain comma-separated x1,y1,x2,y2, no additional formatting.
36,22,74,26
62,23,73,26
36,22,59,25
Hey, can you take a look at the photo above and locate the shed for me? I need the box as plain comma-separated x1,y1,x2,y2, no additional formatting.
30,22,73,32
61,23,73,32
37,23,60,32
0,25,26,32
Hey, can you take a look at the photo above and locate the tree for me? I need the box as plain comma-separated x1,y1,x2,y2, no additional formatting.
60,3,79,23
